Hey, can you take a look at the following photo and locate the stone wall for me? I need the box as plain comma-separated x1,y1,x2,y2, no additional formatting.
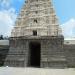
4,37,29,67
64,44,75,68
41,36,67,68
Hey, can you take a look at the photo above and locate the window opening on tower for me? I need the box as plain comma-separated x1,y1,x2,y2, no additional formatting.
33,30,37,36
34,19,38,23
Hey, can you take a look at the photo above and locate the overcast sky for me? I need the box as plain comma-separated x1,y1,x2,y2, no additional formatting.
0,0,75,38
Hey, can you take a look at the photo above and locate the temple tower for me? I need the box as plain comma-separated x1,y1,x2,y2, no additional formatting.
4,0,67,68
11,0,61,37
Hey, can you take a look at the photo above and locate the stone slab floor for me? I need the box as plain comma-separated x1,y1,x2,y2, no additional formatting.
0,67,75,75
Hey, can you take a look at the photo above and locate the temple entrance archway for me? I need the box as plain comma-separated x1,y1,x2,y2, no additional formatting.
29,42,41,67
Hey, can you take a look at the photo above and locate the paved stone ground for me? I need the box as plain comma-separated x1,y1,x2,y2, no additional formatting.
0,67,75,75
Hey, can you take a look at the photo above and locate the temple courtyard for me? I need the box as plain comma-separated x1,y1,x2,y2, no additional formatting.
0,67,75,75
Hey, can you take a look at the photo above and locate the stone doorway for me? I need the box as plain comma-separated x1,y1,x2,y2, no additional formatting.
29,42,41,67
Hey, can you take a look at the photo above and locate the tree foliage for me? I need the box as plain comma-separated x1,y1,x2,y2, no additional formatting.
0,35,3,40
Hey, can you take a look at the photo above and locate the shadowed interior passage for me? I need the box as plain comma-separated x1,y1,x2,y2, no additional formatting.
29,42,41,67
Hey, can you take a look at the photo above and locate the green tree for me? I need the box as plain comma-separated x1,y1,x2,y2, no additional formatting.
0,35,3,40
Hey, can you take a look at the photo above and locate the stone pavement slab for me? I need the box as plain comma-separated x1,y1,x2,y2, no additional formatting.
0,67,75,75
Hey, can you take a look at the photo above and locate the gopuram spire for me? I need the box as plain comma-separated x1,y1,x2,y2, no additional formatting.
11,0,62,37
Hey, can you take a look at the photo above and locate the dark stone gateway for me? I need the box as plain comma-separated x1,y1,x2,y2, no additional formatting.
0,36,74,68
29,42,41,67
4,36,67,68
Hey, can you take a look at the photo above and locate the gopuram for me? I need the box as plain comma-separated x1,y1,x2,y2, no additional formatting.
4,0,75,68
